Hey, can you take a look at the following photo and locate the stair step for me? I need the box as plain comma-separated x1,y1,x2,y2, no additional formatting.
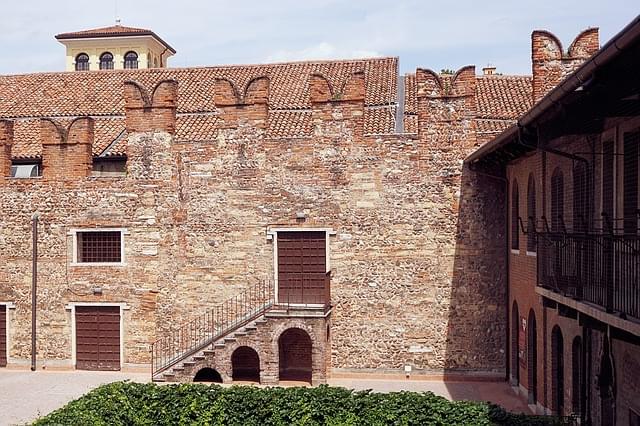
182,361,196,366
172,366,184,372
244,325,257,331
234,331,247,337
163,372,175,377
203,350,215,356
154,377,167,382
224,337,237,342
214,342,226,348
255,319,268,324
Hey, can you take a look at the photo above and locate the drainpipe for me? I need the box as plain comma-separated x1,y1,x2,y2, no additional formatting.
31,212,39,371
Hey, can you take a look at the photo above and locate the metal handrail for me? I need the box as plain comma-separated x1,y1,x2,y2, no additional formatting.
151,279,275,379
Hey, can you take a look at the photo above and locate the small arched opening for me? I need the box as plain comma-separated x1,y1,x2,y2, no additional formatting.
232,346,260,383
193,367,223,383
278,328,312,383
572,336,583,417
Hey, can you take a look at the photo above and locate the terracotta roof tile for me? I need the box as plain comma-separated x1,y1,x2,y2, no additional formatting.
364,107,395,135
1,57,399,158
476,75,532,119
55,25,176,53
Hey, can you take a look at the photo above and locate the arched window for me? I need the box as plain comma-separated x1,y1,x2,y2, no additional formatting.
527,309,537,405
572,336,583,417
551,326,564,415
75,53,89,71
124,51,138,69
512,180,520,250
99,52,114,70
511,302,520,385
527,174,537,252
551,168,564,232
573,162,588,232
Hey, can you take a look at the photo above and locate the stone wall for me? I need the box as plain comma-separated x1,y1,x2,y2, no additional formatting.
0,67,507,377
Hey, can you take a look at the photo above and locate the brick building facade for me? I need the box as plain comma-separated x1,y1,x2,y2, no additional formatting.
468,16,640,424
1,19,630,403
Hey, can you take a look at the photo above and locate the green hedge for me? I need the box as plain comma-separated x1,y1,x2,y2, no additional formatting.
34,382,565,426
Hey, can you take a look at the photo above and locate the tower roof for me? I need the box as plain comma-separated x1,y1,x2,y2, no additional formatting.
55,24,176,53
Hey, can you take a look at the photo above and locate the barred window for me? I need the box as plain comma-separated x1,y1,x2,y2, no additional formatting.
77,231,122,263
75,53,89,71
99,52,114,70
511,180,520,250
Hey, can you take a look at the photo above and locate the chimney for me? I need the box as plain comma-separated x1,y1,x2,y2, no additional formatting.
532,28,599,103
0,120,14,178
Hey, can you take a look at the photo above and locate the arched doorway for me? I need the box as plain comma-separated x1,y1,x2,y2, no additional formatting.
598,336,615,425
551,326,564,415
278,328,312,383
527,310,537,405
572,336,583,417
511,302,520,386
232,346,260,382
193,367,223,383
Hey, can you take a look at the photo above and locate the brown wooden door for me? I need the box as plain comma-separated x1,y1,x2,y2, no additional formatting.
0,305,6,367
75,306,120,371
278,231,327,304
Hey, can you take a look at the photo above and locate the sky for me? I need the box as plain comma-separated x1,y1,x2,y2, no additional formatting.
0,1,637,76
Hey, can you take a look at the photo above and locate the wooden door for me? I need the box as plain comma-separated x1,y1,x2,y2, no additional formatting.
75,306,121,371
0,305,6,367
278,231,327,304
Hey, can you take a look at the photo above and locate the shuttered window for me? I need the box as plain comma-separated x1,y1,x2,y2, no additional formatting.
511,180,520,250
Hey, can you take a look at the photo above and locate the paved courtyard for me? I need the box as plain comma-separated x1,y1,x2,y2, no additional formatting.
0,370,529,425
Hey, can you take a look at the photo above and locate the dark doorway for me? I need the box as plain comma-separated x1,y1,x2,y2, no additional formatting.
193,367,223,383
511,302,519,385
232,346,260,382
598,337,615,425
572,336,583,417
551,326,564,415
527,310,538,405
278,328,312,383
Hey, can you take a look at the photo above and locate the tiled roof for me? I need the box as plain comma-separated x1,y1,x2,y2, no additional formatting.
401,72,533,133
476,75,532,120
0,57,398,158
55,25,176,53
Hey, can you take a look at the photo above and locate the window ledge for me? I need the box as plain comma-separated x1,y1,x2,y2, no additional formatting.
526,251,537,257
510,249,521,255
70,262,127,267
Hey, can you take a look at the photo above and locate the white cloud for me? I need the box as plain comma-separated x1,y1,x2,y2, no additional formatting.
266,42,382,63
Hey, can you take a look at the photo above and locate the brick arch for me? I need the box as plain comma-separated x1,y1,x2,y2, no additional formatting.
193,367,223,383
231,346,260,383
277,327,313,383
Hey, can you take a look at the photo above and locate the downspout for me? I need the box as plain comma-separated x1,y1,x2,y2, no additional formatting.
31,212,39,371
468,163,510,382
159,46,169,67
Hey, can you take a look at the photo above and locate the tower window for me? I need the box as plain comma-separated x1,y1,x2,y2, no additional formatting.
75,53,89,71
99,52,114,70
124,51,138,69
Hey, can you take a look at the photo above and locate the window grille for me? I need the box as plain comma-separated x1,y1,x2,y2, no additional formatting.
99,52,114,70
124,51,138,69
77,231,122,263
75,53,89,71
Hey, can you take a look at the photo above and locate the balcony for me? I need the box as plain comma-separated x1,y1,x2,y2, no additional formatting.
537,228,640,321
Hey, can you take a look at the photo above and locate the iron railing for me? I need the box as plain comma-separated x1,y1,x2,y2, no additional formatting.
538,230,640,320
151,273,332,379
151,279,275,379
